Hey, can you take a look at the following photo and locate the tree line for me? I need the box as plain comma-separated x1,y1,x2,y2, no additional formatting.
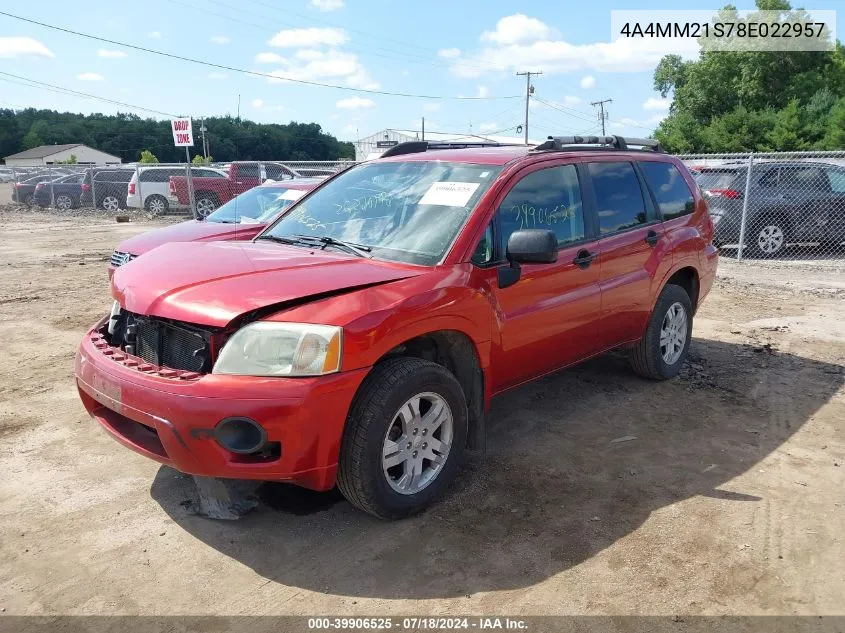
0,109,356,163
653,0,845,153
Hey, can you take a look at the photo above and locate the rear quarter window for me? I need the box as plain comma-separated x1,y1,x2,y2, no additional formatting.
640,162,695,220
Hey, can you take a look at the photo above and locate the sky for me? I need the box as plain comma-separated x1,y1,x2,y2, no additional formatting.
0,0,840,145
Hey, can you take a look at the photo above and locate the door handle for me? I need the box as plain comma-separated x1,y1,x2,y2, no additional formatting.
573,249,597,269
645,230,659,247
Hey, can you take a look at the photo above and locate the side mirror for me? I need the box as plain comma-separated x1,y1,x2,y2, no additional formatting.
507,229,558,264
498,229,557,289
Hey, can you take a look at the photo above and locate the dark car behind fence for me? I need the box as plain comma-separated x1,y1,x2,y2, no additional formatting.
679,151,845,264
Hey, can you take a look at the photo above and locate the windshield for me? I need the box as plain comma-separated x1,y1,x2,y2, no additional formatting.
262,161,501,265
697,170,740,190
206,186,309,224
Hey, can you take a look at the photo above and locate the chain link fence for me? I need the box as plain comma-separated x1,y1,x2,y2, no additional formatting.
679,151,845,267
0,160,355,217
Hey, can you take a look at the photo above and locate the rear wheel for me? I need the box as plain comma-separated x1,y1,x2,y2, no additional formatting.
748,219,787,258
55,194,74,211
100,195,120,211
23,194,34,206
337,357,467,519
145,194,169,216
630,283,693,380
195,195,218,218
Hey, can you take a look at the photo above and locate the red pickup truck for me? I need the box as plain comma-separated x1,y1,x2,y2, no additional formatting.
169,161,307,217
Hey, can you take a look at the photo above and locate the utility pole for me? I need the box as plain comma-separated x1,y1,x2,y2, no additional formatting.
516,70,541,145
200,118,208,160
422,117,425,141
591,98,612,136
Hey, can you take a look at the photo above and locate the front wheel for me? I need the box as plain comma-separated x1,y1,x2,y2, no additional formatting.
195,195,218,218
55,194,74,211
337,357,468,519
630,283,693,380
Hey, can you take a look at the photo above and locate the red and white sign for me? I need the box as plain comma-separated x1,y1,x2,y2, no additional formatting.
171,118,194,147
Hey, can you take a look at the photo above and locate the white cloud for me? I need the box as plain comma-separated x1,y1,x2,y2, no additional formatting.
477,85,490,98
423,103,441,112
643,97,671,111
207,72,228,80
148,31,162,39
210,35,231,45
400,69,410,77
479,122,500,132
252,99,264,108
97,48,127,59
615,114,666,130
562,95,582,106
268,27,348,48
309,0,344,11
480,14,555,45
255,52,284,64
266,49,378,90
76,72,104,81
0,37,54,59
438,48,462,59
447,17,690,79
580,75,596,89
336,97,376,109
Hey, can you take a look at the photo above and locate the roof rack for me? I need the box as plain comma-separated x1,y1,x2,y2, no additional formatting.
533,135,663,153
379,140,519,158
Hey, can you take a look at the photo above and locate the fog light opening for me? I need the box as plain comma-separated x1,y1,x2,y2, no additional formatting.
214,417,268,454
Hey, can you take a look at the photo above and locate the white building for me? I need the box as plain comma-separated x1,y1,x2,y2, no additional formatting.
353,129,542,162
3,144,122,167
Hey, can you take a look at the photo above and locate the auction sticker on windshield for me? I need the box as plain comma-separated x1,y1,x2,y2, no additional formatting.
419,182,480,207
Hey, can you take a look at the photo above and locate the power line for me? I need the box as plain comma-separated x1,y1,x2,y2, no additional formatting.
0,72,178,117
0,11,520,101
531,97,596,125
516,71,541,145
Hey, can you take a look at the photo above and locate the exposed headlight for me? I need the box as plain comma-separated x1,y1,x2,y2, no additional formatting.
213,322,342,377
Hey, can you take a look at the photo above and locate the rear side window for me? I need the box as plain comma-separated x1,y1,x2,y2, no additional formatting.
697,170,740,190
141,169,178,183
779,165,828,191
640,162,695,220
237,163,261,178
587,162,647,235
825,167,845,193
496,164,586,254
194,169,225,178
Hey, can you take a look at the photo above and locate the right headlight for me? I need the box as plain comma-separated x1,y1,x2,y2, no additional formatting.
213,322,342,377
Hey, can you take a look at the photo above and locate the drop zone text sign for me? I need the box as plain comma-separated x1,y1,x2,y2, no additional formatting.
171,118,194,147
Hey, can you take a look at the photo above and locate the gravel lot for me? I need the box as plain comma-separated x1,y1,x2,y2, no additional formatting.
0,212,843,616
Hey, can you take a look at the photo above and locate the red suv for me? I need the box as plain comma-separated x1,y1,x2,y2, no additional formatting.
75,136,717,519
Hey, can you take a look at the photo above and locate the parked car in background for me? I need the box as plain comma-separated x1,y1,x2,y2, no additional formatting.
0,168,17,183
33,172,87,209
699,161,845,257
126,165,227,215
108,178,322,277
81,168,135,211
168,161,302,216
78,136,717,519
11,174,54,205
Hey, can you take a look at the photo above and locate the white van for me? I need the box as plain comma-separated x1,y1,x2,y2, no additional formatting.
126,165,226,214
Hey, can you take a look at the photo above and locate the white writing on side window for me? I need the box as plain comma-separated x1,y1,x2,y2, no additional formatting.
419,182,480,207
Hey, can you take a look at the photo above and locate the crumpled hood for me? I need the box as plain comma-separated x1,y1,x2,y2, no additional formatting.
116,220,263,257
111,240,423,327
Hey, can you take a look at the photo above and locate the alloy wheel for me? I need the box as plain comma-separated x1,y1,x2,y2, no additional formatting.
102,196,120,211
660,301,688,365
148,197,166,215
381,392,453,495
757,225,785,255
56,195,73,210
196,198,216,217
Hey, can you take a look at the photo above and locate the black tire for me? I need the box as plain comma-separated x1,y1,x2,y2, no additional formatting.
747,216,788,258
145,194,169,216
23,194,34,206
194,193,219,218
337,357,468,520
630,283,693,380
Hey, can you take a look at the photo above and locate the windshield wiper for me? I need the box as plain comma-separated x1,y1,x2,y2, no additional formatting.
290,234,372,258
255,234,313,247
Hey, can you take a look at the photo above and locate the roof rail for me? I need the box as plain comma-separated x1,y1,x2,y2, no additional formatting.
379,140,518,158
533,135,663,153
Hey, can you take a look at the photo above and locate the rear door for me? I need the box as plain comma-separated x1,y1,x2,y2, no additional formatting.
585,160,664,346
484,160,602,391
776,164,831,241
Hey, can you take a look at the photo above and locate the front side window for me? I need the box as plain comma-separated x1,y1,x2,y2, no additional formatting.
262,161,501,265
779,166,827,191
640,162,695,220
207,186,309,224
496,165,585,255
588,162,647,234
825,167,845,193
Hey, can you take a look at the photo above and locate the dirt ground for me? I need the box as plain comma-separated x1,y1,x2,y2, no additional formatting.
0,211,843,616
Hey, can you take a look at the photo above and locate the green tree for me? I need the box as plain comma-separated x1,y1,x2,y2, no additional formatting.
139,149,159,163
822,98,845,149
191,154,212,165
56,154,78,164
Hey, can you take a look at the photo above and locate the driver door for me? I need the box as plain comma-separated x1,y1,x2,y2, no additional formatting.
483,161,602,392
